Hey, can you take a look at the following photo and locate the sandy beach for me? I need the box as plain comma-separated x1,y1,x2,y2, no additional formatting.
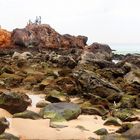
1,95,118,140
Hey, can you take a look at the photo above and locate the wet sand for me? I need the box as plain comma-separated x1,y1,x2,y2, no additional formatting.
6,115,118,140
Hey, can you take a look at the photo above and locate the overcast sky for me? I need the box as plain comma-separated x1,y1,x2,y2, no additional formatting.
0,0,140,44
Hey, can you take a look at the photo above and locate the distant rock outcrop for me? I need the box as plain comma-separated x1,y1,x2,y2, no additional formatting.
11,24,88,49
0,28,11,48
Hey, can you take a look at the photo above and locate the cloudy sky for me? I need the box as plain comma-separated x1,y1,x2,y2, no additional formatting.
0,0,140,45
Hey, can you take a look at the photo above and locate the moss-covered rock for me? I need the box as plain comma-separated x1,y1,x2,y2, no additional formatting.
90,95,110,109
0,91,31,114
81,101,108,116
0,132,19,140
119,95,136,108
101,134,129,140
136,94,140,109
104,117,122,126
45,90,69,103
39,102,81,122
0,73,23,87
112,109,137,122
13,110,41,120
0,66,14,74
116,123,134,133
94,128,108,135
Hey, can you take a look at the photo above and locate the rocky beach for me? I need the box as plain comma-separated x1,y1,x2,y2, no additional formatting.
0,23,140,140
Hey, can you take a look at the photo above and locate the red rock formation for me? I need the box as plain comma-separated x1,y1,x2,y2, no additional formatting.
0,28,11,48
11,24,87,49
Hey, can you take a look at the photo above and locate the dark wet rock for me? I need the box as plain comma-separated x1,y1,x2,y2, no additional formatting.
90,95,110,109
13,110,41,120
119,95,136,108
112,109,137,122
39,102,81,122
0,118,9,134
123,123,140,139
101,134,129,140
81,101,108,116
94,128,108,135
122,54,140,68
53,77,79,95
23,72,45,86
107,93,122,103
72,68,121,99
0,73,23,87
97,67,128,82
124,69,140,85
0,132,19,140
12,24,87,49
0,91,31,114
136,94,140,109
116,123,134,133
0,66,14,74
36,100,49,108
45,90,70,103
80,43,112,65
104,117,122,126
58,68,72,76
112,53,125,61
49,54,77,68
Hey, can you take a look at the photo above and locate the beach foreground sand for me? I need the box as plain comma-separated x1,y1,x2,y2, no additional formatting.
0,95,118,140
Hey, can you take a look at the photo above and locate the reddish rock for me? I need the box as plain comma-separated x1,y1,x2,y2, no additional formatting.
0,28,11,48
11,24,87,49
0,91,31,114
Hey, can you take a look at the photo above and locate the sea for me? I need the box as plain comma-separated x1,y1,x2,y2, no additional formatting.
109,44,140,54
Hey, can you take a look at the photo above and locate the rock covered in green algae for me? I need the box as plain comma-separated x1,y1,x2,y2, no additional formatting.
81,101,108,116
101,134,129,140
119,94,136,108
104,117,122,126
0,73,23,88
94,128,108,135
112,109,138,122
116,123,134,133
72,67,122,100
13,110,41,120
45,90,70,103
0,133,19,140
0,91,31,114
39,102,81,122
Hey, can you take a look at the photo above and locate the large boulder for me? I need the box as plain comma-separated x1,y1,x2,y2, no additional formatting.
72,68,122,100
0,28,11,48
0,91,31,114
123,123,140,139
122,54,140,68
80,43,112,64
39,102,81,122
12,24,87,49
